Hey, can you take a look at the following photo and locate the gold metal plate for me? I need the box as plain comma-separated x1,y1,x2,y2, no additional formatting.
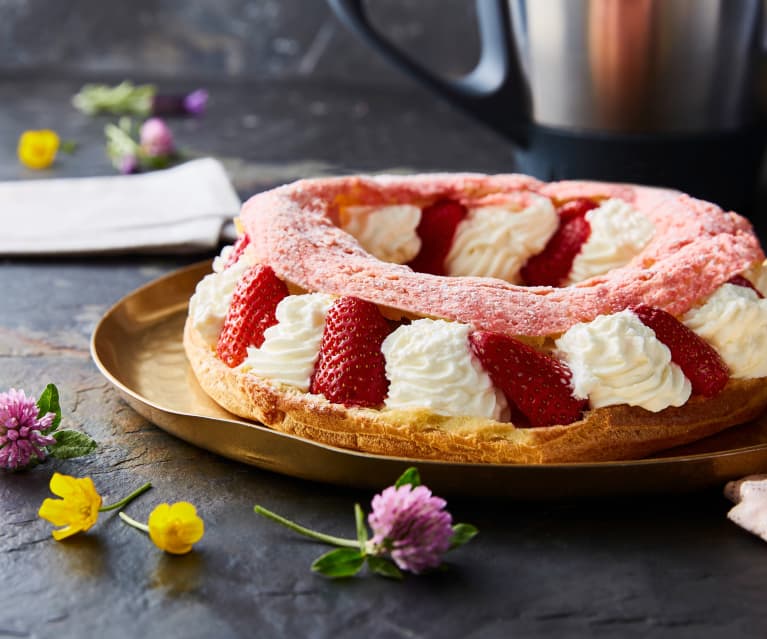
91,261,767,497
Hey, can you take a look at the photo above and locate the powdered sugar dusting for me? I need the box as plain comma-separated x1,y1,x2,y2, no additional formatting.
241,175,764,336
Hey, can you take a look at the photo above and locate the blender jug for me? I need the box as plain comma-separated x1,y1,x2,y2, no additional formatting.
329,0,767,212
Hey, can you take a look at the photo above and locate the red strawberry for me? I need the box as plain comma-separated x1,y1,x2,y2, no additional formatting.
520,198,598,287
222,233,251,270
216,264,289,367
557,197,600,221
406,199,467,275
468,330,587,427
631,304,729,397
727,274,764,298
310,297,392,408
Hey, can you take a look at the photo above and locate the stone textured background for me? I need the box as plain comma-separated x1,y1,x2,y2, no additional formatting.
0,0,479,85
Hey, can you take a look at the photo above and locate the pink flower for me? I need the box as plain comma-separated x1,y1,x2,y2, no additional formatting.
149,89,208,116
368,484,454,574
0,388,56,471
183,89,208,116
139,117,174,157
119,155,139,175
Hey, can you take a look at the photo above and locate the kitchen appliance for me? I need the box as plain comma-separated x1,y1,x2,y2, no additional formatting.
329,0,767,213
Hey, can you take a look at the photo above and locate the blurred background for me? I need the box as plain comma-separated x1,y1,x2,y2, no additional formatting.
2,0,766,233
0,0,480,84
0,0,515,192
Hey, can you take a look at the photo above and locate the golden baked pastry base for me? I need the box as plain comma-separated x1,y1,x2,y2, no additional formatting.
90,261,767,498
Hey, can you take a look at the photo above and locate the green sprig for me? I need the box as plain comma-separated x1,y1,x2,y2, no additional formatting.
394,467,421,488
104,117,140,170
73,81,155,116
37,384,61,434
48,430,98,459
37,384,97,461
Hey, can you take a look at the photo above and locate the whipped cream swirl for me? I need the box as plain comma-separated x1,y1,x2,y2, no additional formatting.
242,293,336,391
188,256,251,344
567,199,655,284
212,244,236,273
341,205,422,264
381,318,507,420
556,309,691,411
445,196,557,283
683,283,767,379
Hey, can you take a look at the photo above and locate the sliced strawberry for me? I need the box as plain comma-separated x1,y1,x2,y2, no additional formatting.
469,330,587,427
557,197,600,221
406,199,467,275
631,304,729,397
222,233,251,270
520,198,597,287
310,297,392,408
216,264,289,367
727,274,764,298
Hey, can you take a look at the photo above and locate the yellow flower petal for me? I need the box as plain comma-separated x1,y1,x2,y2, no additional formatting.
38,473,102,540
148,501,205,555
49,472,79,499
38,497,75,526
51,525,79,541
168,501,199,520
17,129,60,170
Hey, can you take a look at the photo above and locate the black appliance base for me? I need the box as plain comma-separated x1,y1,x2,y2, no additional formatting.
513,125,766,217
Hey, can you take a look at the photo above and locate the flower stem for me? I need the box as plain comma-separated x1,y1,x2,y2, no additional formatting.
254,505,359,549
99,482,152,512
118,511,150,533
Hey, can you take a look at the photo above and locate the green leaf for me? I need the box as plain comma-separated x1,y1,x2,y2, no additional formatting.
449,523,479,550
60,140,79,155
37,384,61,433
394,467,421,489
311,548,365,579
138,152,177,171
354,503,368,552
367,556,403,580
72,81,154,116
104,118,140,171
49,430,97,459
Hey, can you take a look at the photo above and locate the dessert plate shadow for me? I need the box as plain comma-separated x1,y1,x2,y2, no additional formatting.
91,261,767,498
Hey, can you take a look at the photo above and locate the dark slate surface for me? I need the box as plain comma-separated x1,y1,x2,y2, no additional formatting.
2,5,767,637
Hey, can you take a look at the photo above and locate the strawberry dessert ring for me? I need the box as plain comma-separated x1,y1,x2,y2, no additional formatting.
184,173,767,464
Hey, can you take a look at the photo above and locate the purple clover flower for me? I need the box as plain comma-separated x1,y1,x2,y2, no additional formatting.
183,89,208,116
119,154,139,175
368,483,454,574
0,388,56,471
139,117,175,157
150,89,208,117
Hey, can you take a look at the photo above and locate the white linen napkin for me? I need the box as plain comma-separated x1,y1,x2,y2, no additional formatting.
0,157,241,255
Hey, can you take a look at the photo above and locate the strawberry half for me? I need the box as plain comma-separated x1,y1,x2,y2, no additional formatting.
631,304,729,397
310,297,392,408
406,199,467,275
727,274,764,298
469,330,587,427
216,264,289,367
222,233,251,270
520,197,598,287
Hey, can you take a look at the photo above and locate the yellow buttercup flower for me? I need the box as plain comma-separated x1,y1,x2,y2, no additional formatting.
38,473,102,540
17,129,60,169
38,474,151,541
147,502,205,554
